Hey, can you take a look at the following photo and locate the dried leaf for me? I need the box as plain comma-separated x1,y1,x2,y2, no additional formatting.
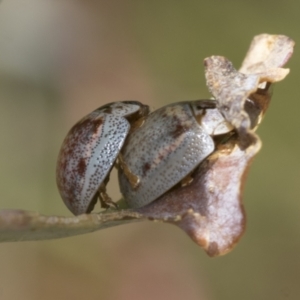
239,34,294,74
204,34,294,149
204,56,258,141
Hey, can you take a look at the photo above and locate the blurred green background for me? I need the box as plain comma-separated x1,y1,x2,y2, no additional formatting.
0,0,299,299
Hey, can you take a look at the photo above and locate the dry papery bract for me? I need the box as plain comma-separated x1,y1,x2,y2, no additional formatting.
0,34,294,257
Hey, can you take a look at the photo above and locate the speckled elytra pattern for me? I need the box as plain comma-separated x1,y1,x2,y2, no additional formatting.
119,101,215,208
57,101,147,215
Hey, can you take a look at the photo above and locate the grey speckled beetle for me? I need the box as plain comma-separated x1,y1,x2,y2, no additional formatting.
118,99,233,208
56,101,149,215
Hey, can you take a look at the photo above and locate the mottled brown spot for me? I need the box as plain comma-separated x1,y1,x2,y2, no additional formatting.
142,162,151,176
77,158,87,176
172,123,187,139
65,185,78,204
69,118,90,135
92,118,104,133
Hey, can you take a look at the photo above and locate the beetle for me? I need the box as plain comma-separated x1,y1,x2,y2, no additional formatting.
118,99,234,208
56,101,150,215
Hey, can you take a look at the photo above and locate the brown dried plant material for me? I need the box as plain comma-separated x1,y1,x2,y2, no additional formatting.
0,34,294,256
205,56,259,148
239,34,294,74
204,36,293,148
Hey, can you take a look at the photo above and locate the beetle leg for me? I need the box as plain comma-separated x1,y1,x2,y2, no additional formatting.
99,194,109,209
118,154,140,189
129,116,147,131
213,131,236,146
98,182,118,209
181,173,194,187
99,191,118,209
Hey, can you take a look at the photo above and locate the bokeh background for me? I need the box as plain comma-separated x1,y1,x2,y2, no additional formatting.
0,0,299,299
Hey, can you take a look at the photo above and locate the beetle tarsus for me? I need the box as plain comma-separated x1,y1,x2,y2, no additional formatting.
99,192,119,209
181,173,194,187
118,154,140,189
